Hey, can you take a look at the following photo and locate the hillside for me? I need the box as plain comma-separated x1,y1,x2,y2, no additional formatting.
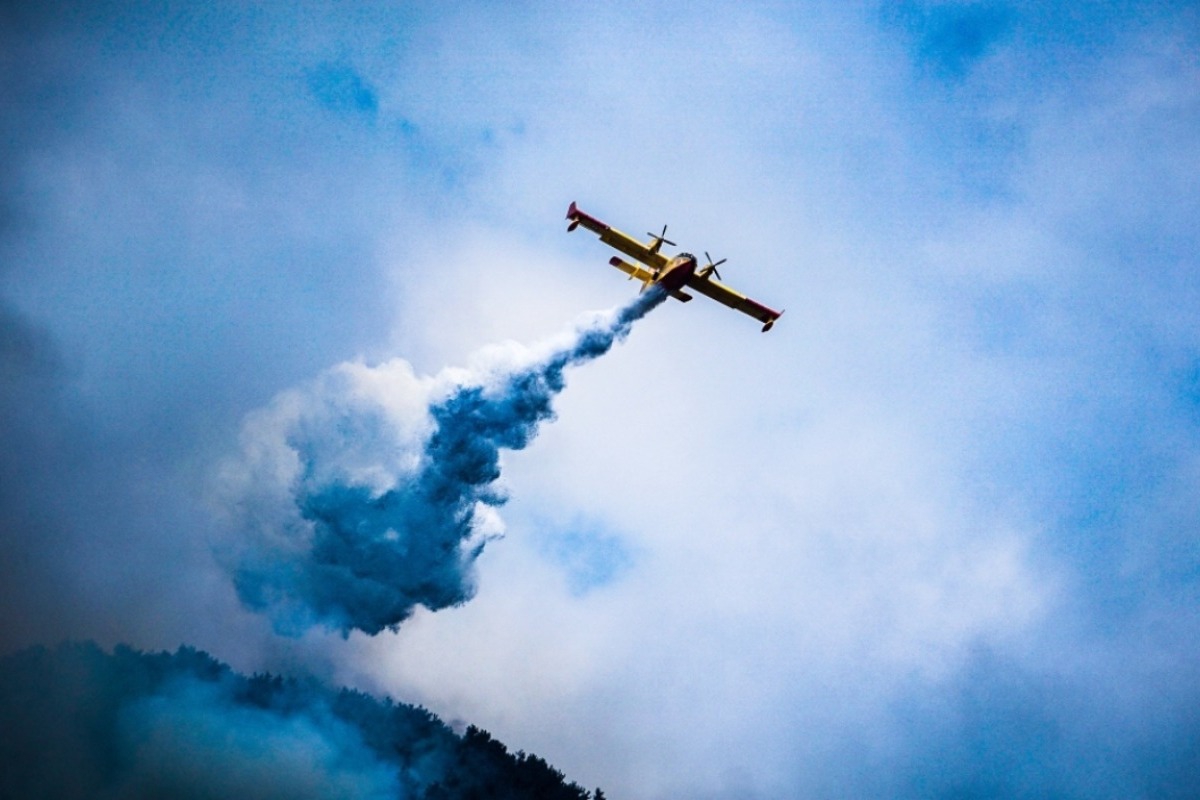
0,642,600,800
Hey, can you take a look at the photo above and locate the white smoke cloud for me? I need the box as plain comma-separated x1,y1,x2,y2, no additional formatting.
215,290,665,636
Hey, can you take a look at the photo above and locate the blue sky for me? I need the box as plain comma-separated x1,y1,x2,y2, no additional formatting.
2,1,1198,797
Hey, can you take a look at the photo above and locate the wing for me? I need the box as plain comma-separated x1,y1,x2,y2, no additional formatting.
566,202,670,270
685,273,784,332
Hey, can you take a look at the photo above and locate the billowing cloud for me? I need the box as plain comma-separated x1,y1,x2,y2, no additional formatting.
219,289,665,635
2,2,1198,798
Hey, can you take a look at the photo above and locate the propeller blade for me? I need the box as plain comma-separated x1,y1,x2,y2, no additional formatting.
647,225,676,248
703,252,727,281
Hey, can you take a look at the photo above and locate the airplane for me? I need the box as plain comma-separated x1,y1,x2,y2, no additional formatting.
565,201,783,332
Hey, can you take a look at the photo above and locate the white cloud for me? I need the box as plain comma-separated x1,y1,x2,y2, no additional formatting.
4,2,1198,797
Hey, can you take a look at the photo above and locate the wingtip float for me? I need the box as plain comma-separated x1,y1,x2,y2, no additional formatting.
565,201,783,332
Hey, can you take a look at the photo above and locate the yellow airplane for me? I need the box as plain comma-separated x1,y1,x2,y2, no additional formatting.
566,202,783,332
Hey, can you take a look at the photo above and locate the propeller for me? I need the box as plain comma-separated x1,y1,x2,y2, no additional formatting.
646,224,676,250
702,251,727,281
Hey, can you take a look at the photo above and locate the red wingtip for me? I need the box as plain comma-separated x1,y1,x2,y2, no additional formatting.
566,201,578,220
